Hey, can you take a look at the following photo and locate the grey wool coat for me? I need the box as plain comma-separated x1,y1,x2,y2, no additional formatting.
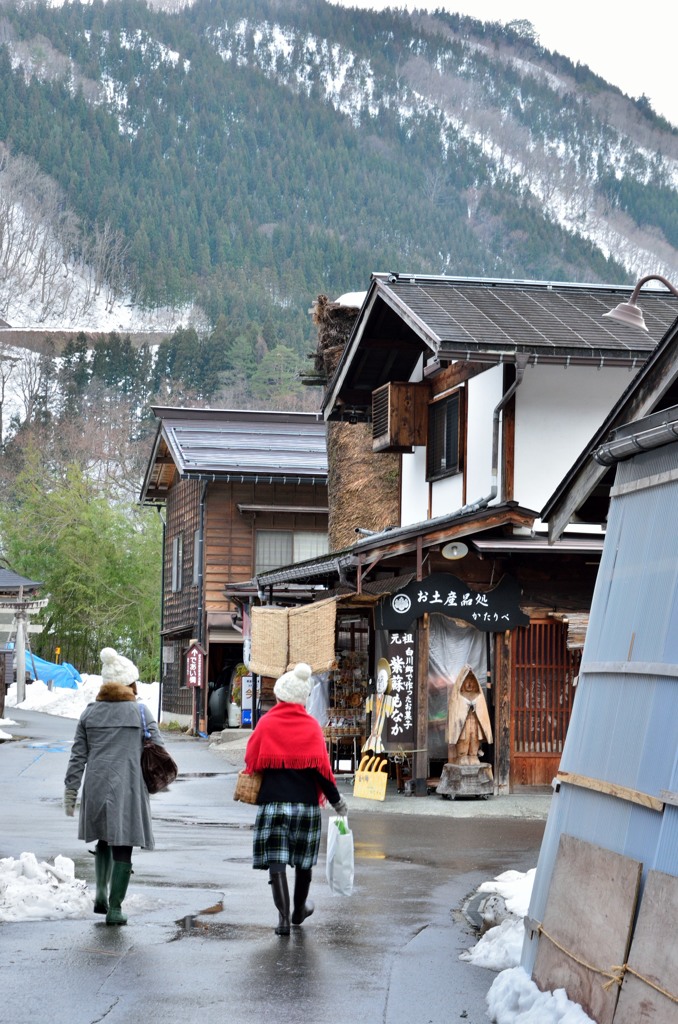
64,682,165,849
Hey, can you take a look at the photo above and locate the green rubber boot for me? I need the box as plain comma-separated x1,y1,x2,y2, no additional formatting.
93,844,113,914
106,861,133,926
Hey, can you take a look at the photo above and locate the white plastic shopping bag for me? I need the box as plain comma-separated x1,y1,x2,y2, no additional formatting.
325,815,354,896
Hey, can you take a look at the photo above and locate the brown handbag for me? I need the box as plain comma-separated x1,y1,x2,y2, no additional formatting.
233,770,263,804
139,704,178,794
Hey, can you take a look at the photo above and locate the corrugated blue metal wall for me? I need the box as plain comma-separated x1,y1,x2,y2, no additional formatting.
523,441,678,972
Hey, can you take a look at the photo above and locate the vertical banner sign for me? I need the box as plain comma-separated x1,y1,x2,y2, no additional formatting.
185,643,205,688
383,629,417,751
242,604,252,670
240,674,253,727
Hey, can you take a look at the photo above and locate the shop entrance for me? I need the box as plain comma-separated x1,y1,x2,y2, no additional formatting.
510,619,578,787
207,641,244,733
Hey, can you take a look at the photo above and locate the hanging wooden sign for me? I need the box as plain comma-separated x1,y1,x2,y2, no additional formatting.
375,573,528,632
185,642,205,688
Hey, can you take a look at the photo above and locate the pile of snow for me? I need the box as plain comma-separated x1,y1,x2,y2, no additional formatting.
488,967,596,1024
461,868,536,970
0,715,15,740
0,852,90,922
3,673,160,737
460,869,595,1024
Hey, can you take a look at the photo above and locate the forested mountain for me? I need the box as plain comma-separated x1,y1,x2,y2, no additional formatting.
1,0,677,357
2,0,678,676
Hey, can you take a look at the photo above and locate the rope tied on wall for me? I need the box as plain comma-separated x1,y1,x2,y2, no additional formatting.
534,922,678,1005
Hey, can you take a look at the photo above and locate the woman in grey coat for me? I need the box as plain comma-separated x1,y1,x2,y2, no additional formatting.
64,647,165,925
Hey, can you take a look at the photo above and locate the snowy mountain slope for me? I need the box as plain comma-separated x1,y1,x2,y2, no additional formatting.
0,0,676,336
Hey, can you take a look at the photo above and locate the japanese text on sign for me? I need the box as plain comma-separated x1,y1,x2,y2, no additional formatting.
382,631,416,750
185,644,204,688
376,573,529,632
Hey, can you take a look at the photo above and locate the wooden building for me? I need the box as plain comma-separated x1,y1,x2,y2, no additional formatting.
245,276,678,795
140,407,328,730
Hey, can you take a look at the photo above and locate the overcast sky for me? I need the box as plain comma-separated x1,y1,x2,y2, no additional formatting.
332,1,678,128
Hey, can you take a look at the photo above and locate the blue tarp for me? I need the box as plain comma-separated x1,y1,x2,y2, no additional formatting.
26,654,82,689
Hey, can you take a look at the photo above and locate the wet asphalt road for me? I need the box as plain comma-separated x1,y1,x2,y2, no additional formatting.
1,709,546,1024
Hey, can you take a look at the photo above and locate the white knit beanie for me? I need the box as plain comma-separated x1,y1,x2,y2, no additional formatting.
100,646,139,686
273,662,313,705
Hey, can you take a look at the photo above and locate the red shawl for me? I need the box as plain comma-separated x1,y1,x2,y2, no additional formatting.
245,702,335,794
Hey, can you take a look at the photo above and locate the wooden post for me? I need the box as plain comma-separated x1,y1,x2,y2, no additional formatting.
413,613,429,795
495,631,512,794
501,364,516,501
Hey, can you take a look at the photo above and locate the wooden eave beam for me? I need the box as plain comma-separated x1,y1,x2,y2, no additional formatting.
357,508,536,565
237,504,329,515
143,486,169,501
426,360,488,389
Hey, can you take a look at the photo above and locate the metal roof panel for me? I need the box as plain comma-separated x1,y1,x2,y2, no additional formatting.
141,409,328,501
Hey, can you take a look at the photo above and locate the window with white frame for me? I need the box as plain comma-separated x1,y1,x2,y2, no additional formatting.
255,530,329,574
171,532,183,592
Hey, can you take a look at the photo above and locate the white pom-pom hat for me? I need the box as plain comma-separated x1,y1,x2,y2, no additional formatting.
274,662,313,705
100,646,139,686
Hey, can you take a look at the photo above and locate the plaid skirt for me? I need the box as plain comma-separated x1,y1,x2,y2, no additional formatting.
252,803,322,871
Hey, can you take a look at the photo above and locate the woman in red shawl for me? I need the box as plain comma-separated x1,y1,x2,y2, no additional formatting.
245,662,348,936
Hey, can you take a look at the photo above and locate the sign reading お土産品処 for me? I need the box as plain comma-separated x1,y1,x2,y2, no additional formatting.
375,573,528,632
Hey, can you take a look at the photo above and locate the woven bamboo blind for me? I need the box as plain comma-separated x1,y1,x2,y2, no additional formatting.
288,597,337,672
249,606,289,679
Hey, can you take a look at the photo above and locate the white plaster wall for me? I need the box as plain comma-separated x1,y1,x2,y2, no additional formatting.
400,365,503,524
466,365,504,503
431,471,463,518
401,446,428,526
514,364,634,513
398,362,632,527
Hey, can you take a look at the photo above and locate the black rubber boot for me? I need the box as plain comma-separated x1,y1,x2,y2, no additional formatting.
291,868,314,926
269,870,290,935
106,861,132,926
93,843,112,915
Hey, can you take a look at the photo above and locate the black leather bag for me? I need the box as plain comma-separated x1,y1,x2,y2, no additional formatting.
139,704,178,793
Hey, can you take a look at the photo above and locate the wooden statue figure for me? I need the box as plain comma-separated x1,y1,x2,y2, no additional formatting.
446,665,492,766
362,658,394,754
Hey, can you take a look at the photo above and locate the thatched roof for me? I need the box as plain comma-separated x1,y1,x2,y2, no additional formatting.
310,294,400,550
308,295,363,382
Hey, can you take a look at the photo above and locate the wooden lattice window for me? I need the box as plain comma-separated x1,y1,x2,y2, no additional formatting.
512,620,577,755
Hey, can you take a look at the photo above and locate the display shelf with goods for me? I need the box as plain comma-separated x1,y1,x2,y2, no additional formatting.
323,618,370,771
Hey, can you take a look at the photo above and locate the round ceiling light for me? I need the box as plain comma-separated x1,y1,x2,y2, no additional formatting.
441,541,469,560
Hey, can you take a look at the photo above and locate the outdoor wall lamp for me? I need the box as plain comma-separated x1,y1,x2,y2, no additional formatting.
603,273,678,332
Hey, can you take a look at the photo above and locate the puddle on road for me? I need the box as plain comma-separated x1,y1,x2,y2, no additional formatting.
174,772,231,779
172,910,266,942
154,817,253,830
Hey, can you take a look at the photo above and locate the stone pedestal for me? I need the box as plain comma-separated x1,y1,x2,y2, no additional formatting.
436,762,494,800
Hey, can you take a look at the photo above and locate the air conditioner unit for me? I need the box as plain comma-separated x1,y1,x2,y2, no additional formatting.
372,382,429,453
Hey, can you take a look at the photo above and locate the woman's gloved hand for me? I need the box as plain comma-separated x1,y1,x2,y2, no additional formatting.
64,788,77,817
331,797,348,816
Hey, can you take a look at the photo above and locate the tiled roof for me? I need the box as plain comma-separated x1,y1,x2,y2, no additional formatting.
323,275,678,418
385,276,675,360
141,407,328,503
0,568,43,592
